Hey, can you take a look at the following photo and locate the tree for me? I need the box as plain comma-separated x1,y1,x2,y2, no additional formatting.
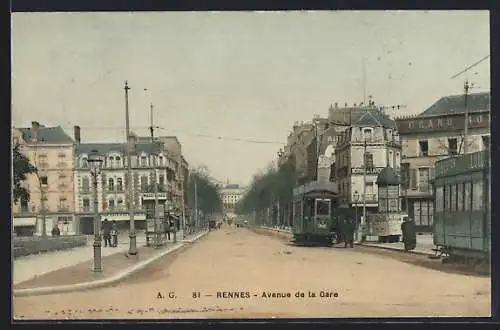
187,169,223,215
12,143,37,204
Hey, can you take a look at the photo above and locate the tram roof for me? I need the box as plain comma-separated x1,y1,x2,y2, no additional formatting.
435,151,489,178
293,181,338,197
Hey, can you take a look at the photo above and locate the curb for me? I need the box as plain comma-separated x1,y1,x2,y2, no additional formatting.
13,230,209,297
357,243,434,257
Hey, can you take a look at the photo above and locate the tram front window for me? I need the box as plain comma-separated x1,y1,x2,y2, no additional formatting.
316,199,331,216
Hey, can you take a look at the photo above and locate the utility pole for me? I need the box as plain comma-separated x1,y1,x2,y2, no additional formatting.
194,175,198,232
463,80,470,155
124,81,137,255
361,139,367,242
150,102,160,248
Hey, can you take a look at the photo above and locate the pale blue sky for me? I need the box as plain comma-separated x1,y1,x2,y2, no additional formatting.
11,11,490,185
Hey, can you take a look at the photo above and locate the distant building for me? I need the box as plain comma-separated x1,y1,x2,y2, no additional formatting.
220,183,246,213
12,122,76,235
396,91,490,231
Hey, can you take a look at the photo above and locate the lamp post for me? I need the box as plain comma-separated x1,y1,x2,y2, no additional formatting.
88,149,103,272
353,190,360,229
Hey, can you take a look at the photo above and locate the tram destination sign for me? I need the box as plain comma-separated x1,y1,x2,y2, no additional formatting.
435,151,488,178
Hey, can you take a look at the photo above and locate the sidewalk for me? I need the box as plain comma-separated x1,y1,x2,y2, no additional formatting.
13,231,187,285
13,230,208,297
360,233,435,256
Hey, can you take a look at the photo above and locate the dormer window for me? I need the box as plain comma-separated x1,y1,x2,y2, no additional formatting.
363,128,372,141
81,157,88,168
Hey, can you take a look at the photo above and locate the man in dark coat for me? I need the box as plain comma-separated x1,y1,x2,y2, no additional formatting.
102,218,112,247
401,217,417,251
343,217,355,248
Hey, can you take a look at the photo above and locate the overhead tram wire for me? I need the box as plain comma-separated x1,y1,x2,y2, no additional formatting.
60,124,285,145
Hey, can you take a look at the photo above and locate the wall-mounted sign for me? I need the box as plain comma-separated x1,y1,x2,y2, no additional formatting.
351,167,400,175
397,113,489,134
141,193,168,201
435,150,488,178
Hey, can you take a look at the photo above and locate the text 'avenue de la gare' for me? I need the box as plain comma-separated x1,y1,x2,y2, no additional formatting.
188,291,339,299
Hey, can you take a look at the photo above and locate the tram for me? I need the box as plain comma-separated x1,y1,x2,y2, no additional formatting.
292,181,341,246
433,150,490,264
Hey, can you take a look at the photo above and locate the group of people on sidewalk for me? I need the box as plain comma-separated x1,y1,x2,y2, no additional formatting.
101,219,119,248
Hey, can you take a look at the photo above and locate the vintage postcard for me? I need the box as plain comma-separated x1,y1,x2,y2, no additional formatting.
11,10,491,320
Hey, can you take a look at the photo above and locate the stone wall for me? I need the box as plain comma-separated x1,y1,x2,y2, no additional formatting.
13,235,88,258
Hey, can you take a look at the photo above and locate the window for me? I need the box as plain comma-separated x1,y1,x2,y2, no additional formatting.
40,176,48,185
58,152,66,159
83,198,90,210
141,175,148,191
457,183,464,211
117,198,123,207
464,182,472,211
419,140,428,156
410,169,417,190
482,135,490,151
115,156,121,167
159,156,163,166
388,151,393,167
20,198,29,212
472,181,483,211
413,202,422,226
421,201,429,226
418,168,430,193
141,156,147,167
109,199,115,210
445,186,451,211
159,175,165,186
364,152,374,169
363,128,372,141
59,197,67,207
59,173,67,180
450,184,456,212
117,178,123,191
428,202,434,226
109,156,114,167
108,178,114,191
448,138,458,155
81,157,88,168
82,177,90,193
436,187,444,212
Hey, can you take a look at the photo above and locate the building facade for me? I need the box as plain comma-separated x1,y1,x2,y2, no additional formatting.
73,127,178,234
396,91,490,231
12,122,76,235
335,109,402,213
221,184,246,213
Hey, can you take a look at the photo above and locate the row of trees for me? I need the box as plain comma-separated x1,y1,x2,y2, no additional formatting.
186,169,223,216
235,162,296,225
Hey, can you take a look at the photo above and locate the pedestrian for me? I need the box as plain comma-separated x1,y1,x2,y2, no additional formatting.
102,218,112,247
51,224,61,236
165,218,171,240
401,217,417,251
111,220,119,247
343,217,355,248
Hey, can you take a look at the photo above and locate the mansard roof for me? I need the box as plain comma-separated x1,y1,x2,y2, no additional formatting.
75,142,163,156
418,91,490,117
18,126,74,144
352,109,397,129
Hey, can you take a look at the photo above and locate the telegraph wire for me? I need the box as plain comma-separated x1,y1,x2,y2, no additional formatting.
59,125,285,145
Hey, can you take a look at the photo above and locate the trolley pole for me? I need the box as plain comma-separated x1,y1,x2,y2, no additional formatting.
150,103,160,248
124,81,137,255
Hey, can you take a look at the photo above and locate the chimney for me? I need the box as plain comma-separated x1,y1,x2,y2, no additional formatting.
74,125,81,143
31,121,40,142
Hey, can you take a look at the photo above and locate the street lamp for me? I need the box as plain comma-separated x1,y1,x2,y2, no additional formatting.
353,190,360,227
88,149,103,272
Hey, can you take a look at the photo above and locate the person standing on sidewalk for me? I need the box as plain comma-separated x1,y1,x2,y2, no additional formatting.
343,217,355,248
111,220,119,247
165,218,171,241
102,218,112,247
401,217,417,251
